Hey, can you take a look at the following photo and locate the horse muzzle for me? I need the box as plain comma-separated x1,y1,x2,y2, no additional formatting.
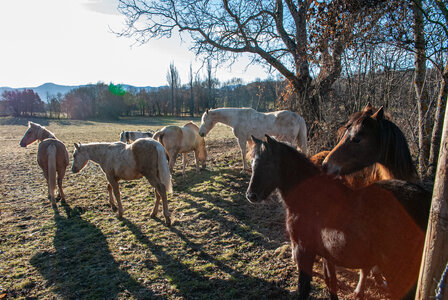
322,161,341,176
199,132,205,137
246,190,261,203
71,166,79,173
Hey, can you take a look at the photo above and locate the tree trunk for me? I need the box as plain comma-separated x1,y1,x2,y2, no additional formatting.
413,0,430,177
415,94,448,299
428,63,448,178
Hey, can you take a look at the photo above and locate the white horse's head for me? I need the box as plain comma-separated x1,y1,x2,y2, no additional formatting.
198,109,214,137
119,131,127,143
71,143,89,173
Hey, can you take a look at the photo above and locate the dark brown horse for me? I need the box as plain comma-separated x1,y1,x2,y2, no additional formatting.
20,122,69,208
247,135,430,300
322,106,418,183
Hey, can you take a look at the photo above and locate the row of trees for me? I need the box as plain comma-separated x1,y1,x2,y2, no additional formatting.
0,73,282,120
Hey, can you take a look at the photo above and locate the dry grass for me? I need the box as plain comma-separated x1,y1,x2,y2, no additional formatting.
0,116,387,299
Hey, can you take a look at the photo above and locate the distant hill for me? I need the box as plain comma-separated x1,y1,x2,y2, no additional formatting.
0,82,161,102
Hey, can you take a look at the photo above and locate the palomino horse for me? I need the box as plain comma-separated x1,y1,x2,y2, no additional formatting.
323,106,418,183
246,135,430,300
198,107,307,171
119,130,154,143
71,138,173,225
20,122,69,208
153,122,206,175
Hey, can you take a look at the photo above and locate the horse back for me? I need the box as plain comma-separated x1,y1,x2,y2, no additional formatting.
130,138,160,177
372,179,431,231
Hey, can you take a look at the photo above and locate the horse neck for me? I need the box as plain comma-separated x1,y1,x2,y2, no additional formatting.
276,146,321,200
210,109,238,127
378,120,418,182
82,144,110,165
38,126,56,141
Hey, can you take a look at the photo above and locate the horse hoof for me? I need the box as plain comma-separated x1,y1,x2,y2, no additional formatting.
150,212,157,218
111,206,118,212
165,217,172,226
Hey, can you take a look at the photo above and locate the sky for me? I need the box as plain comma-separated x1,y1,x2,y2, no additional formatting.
0,0,271,88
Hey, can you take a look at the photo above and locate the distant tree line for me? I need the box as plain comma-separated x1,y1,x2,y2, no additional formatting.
0,73,282,120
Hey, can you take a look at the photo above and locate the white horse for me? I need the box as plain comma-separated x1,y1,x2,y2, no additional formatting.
119,130,154,143
153,122,206,175
71,138,173,225
198,108,307,171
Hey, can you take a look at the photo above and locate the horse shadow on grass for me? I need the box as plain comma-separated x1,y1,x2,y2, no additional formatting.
30,202,158,299
120,217,292,299
174,167,288,250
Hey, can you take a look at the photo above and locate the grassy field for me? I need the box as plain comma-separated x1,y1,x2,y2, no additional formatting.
0,116,386,299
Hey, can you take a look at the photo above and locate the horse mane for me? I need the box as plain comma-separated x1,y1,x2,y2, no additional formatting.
378,118,418,181
252,137,320,181
349,111,418,182
30,122,56,140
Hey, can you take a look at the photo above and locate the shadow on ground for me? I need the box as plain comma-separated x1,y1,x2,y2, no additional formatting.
30,202,157,299
121,217,290,299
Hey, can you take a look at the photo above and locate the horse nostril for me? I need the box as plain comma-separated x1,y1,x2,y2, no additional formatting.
246,191,257,202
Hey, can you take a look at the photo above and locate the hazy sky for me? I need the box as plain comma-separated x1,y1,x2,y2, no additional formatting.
0,0,270,88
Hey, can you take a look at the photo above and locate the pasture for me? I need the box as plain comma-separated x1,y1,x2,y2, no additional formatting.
0,116,386,299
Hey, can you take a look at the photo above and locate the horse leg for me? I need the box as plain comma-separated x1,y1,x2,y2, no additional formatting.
193,150,201,173
107,183,118,212
168,150,178,173
150,188,161,218
293,245,315,300
57,167,66,202
322,258,339,300
146,177,171,226
157,184,171,226
354,268,370,299
237,137,249,171
107,176,123,217
182,153,188,176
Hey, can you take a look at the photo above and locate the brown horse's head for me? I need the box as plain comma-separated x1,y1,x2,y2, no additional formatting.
20,121,41,147
246,135,283,203
71,143,89,173
323,107,383,175
323,106,417,181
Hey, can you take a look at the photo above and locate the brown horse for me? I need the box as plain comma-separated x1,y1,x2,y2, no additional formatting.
20,122,69,208
323,106,418,183
71,138,173,225
153,122,206,175
247,135,430,300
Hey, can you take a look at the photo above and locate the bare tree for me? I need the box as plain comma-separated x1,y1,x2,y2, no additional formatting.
117,0,389,124
166,62,180,115
189,63,194,117
206,60,215,109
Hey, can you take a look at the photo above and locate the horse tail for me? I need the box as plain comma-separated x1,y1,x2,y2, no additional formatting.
296,117,308,155
47,144,57,200
153,131,163,144
156,143,172,193
152,131,170,162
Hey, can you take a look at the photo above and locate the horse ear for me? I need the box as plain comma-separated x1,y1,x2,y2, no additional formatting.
251,135,262,145
74,143,80,150
363,102,373,112
372,106,384,121
206,108,209,114
265,134,275,145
